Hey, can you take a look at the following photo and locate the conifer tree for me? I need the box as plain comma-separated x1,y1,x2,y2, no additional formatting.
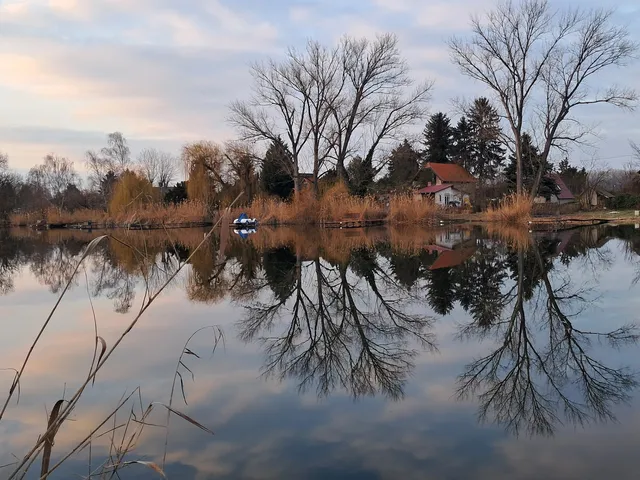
387,139,420,187
260,137,295,199
422,112,453,164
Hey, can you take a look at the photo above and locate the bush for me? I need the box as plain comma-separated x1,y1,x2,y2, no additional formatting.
607,194,640,210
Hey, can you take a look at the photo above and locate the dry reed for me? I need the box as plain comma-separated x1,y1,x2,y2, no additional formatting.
232,184,439,226
2,194,243,480
388,194,439,225
9,201,208,228
484,194,532,226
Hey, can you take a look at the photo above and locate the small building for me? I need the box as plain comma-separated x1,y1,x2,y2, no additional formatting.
586,187,614,207
415,163,477,206
415,184,469,206
533,173,576,204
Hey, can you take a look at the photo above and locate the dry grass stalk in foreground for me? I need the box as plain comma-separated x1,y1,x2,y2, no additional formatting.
1,194,243,480
484,194,532,226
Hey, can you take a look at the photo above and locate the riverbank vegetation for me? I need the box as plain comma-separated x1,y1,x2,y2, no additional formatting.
1,0,639,231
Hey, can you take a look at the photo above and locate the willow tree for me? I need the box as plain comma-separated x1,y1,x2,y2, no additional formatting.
182,141,228,207
450,0,637,196
108,170,158,214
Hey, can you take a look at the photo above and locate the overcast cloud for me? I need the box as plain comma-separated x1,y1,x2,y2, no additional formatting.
0,0,639,174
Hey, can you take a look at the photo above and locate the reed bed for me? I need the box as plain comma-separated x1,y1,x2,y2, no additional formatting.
9,201,209,227
388,194,439,225
231,184,439,226
484,194,532,226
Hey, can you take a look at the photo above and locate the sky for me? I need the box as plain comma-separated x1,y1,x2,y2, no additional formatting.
0,0,639,177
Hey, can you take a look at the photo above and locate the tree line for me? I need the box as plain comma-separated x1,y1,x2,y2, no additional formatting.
1,0,638,219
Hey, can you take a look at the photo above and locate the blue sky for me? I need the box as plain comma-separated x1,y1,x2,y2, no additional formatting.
0,0,639,176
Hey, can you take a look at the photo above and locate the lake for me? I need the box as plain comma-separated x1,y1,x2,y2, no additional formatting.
1,224,640,479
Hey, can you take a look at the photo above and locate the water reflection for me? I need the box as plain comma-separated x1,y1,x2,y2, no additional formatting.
1,225,640,477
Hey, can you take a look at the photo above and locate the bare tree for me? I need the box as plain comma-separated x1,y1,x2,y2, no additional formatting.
85,132,133,192
632,141,640,162
101,132,132,173
229,56,309,196
450,0,638,197
137,147,178,188
0,152,7,171
332,33,432,180
224,142,259,203
289,40,343,194
29,154,78,209
229,33,432,194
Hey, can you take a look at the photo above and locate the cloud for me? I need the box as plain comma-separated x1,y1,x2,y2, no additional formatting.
0,0,638,170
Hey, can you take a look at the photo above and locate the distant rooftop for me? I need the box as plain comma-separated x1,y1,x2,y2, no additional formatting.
426,162,477,183
416,184,451,194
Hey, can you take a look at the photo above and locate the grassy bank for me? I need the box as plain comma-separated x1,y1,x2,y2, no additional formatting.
9,200,210,228
231,183,440,226
8,185,635,231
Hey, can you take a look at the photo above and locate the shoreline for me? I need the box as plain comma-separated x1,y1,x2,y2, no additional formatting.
4,210,639,232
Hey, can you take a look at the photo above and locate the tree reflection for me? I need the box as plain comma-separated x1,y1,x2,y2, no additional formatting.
456,232,639,436
238,245,437,400
2,225,640,438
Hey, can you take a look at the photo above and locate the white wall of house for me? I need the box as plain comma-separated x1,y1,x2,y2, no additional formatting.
534,195,574,205
431,186,468,206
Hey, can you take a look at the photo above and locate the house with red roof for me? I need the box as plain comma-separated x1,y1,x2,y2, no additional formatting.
533,173,576,205
414,162,477,207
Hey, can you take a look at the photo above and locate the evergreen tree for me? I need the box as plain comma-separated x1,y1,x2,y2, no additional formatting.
422,112,453,164
386,139,420,187
347,156,375,196
557,157,587,196
505,133,557,198
260,137,294,199
451,116,474,171
164,181,188,204
467,97,505,183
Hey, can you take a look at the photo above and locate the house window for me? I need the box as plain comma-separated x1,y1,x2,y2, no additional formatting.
444,194,450,205
439,194,442,202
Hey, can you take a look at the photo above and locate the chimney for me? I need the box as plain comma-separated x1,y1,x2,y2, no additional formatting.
427,182,432,187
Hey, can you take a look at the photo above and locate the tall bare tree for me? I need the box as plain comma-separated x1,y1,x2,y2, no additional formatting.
332,33,432,180
85,132,133,193
288,40,343,194
450,0,637,197
0,152,7,171
224,142,259,203
632,141,640,162
29,154,78,209
137,147,178,188
230,33,432,195
229,57,309,196
102,132,131,173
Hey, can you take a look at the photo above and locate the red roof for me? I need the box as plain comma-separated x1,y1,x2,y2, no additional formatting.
426,163,476,183
416,184,451,194
429,248,476,270
548,173,574,200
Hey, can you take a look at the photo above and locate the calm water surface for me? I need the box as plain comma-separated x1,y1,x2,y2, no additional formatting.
1,225,640,479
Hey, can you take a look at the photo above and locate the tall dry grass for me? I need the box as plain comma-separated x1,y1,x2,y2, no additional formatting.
484,194,532,226
9,201,208,227
232,184,440,226
1,195,244,480
388,195,439,225
230,183,387,225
